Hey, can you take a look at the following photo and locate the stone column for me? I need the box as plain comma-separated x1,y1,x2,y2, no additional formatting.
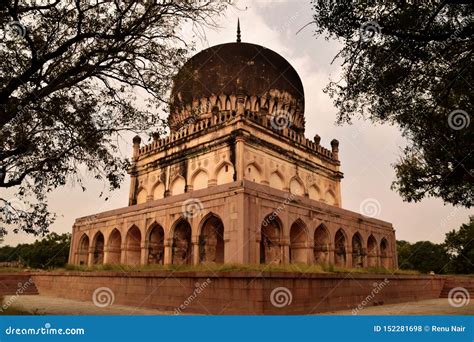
235,136,245,181
328,244,335,265
346,248,352,268
140,242,147,265
87,247,94,266
281,239,290,264
120,243,127,264
164,240,172,265
192,242,200,265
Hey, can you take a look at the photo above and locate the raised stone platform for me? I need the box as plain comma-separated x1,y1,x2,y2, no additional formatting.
29,271,449,315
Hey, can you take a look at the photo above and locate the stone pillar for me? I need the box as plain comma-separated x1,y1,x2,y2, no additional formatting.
140,242,147,265
164,240,172,265
192,241,200,265
103,247,111,264
87,247,94,266
346,247,352,268
235,136,245,181
281,239,290,264
328,243,335,265
120,243,127,264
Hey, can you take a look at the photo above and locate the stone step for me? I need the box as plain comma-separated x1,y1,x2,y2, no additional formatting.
0,274,39,296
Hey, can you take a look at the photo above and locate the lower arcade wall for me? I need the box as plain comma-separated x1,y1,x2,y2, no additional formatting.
32,272,444,314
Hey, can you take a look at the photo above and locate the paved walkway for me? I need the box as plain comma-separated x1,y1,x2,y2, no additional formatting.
3,295,473,315
2,295,175,315
325,298,474,315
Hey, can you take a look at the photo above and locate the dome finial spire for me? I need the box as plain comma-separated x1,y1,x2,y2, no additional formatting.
236,18,241,43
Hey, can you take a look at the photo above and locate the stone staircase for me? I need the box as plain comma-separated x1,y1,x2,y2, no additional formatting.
0,273,39,296
439,277,474,298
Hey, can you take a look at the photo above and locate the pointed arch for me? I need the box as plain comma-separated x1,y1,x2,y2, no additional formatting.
244,162,262,183
170,175,185,196
125,225,142,265
260,214,283,264
334,228,347,267
171,218,192,265
191,168,209,191
367,235,378,268
352,232,364,268
146,223,165,265
325,190,337,206
308,184,321,201
106,228,122,264
152,181,165,200
91,231,104,265
215,162,234,185
289,176,305,196
199,213,224,264
314,224,330,264
77,234,89,265
289,219,308,263
269,170,285,190
136,187,147,204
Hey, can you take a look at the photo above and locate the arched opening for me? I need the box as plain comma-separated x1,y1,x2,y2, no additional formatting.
260,217,282,264
380,238,390,268
269,171,284,190
334,229,347,267
77,234,89,265
314,225,329,264
352,233,364,268
136,188,147,204
153,182,165,200
107,229,121,264
172,219,192,265
289,177,304,196
199,214,224,263
92,232,104,265
170,176,185,196
192,170,208,191
216,163,234,185
125,226,142,265
308,185,321,201
290,220,308,263
367,235,378,268
147,224,164,264
245,163,262,183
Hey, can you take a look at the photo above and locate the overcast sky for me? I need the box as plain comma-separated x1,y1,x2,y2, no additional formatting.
3,0,471,246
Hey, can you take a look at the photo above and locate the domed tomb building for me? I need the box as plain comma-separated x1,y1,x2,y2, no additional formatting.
69,36,397,269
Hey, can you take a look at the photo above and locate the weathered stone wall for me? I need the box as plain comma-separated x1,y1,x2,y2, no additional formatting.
32,272,444,315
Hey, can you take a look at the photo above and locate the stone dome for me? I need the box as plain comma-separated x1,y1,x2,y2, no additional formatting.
169,42,305,132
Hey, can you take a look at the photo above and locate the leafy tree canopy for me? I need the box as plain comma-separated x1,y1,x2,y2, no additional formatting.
310,0,473,207
0,0,228,236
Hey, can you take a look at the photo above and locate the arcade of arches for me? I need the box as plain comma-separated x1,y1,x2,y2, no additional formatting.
74,214,394,269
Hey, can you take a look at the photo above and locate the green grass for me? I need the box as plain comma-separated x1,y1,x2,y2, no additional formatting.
61,263,419,275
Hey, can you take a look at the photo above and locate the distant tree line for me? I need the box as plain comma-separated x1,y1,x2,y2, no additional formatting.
0,233,70,269
397,216,474,274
